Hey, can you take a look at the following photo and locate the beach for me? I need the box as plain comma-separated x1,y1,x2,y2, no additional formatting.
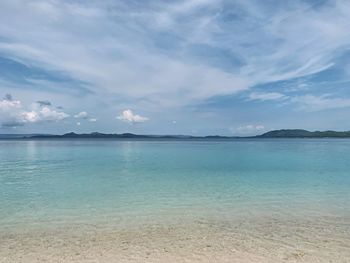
2,215,349,262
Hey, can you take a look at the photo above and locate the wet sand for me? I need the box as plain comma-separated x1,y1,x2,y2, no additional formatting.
1,216,349,263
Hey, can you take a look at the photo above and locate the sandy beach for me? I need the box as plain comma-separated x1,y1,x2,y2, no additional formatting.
1,216,349,263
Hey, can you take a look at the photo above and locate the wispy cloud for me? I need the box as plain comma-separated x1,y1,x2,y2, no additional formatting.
292,94,350,112
1,0,350,107
248,92,287,101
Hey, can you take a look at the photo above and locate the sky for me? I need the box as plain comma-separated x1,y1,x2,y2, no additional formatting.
1,0,350,136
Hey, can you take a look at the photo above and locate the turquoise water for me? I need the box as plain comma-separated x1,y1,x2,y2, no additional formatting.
1,139,350,230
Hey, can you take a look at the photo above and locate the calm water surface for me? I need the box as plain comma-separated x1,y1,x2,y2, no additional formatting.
1,139,350,230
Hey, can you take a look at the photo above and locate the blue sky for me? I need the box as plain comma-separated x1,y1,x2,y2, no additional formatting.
1,0,350,135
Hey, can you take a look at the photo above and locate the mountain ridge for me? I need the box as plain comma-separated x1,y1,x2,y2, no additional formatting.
1,129,350,139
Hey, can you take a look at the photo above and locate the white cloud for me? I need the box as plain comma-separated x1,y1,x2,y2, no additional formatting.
39,106,69,121
0,95,69,127
0,97,25,127
248,92,287,101
74,111,89,119
89,118,97,122
22,110,40,123
0,98,22,110
231,124,265,135
117,109,149,124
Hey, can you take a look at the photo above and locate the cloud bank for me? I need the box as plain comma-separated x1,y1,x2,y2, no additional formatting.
0,95,69,127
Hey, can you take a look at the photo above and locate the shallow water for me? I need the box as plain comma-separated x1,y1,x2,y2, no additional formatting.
0,139,350,262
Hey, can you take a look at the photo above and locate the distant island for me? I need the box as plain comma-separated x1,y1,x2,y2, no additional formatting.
1,129,350,139
258,129,350,138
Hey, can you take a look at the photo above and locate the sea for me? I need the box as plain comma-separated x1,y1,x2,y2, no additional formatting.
0,139,349,262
